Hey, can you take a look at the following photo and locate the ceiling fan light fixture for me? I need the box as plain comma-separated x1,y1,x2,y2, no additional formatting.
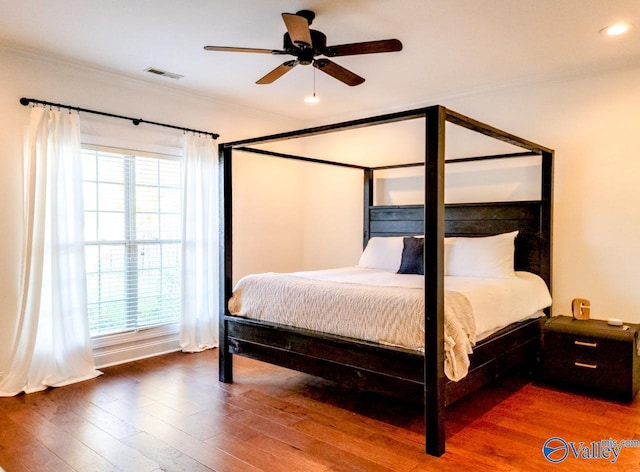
304,67,320,104
600,23,632,36
304,92,320,104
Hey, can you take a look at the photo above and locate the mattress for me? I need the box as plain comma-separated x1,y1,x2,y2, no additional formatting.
228,267,552,381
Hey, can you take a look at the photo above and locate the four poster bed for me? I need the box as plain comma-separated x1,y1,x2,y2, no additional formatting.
218,106,553,456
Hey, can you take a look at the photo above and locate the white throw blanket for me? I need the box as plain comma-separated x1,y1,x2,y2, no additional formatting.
228,272,476,381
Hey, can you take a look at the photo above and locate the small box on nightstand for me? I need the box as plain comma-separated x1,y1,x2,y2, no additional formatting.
542,315,640,401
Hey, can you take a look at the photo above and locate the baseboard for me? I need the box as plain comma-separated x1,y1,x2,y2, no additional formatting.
91,323,181,368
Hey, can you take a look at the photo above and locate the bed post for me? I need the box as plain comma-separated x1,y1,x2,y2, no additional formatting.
541,149,554,303
363,168,374,248
219,144,233,382
424,106,446,456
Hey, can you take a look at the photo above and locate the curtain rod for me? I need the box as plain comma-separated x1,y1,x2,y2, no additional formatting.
19,97,219,140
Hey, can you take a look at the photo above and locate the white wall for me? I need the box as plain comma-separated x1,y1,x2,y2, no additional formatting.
232,150,307,279
299,65,640,323
0,49,302,368
302,163,363,269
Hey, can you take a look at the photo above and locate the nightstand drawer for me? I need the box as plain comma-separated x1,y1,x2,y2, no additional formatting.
544,332,633,393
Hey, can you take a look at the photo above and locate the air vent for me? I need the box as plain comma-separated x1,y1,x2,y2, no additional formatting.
144,67,184,80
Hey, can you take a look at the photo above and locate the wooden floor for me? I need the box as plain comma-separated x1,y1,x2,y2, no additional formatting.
1,350,639,472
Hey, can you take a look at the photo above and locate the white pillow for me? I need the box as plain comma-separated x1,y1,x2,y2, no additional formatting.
357,236,405,271
445,231,518,278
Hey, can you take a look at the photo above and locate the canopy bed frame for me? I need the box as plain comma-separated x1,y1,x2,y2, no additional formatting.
218,105,553,456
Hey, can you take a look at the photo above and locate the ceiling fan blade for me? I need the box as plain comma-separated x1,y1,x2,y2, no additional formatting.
313,59,365,86
256,60,299,84
323,39,403,57
282,13,312,47
204,46,286,55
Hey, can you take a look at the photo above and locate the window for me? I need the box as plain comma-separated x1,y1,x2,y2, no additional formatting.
82,147,182,337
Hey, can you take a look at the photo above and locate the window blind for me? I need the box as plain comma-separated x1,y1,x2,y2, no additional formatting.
82,148,182,337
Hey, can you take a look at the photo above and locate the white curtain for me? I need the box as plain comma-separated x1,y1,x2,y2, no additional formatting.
0,107,101,396
180,134,219,352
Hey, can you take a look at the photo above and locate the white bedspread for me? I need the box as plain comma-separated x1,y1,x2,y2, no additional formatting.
228,267,551,382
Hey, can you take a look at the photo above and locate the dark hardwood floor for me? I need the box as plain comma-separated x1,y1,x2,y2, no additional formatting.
1,349,639,471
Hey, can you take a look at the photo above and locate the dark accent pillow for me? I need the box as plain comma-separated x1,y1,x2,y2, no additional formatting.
397,237,424,275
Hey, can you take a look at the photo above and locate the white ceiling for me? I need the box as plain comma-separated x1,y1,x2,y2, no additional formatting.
1,0,639,123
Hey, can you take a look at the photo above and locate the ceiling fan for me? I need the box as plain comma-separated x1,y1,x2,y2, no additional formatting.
204,10,402,86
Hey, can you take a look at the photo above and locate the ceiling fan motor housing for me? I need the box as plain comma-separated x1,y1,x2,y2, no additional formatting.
296,10,316,25
283,30,327,64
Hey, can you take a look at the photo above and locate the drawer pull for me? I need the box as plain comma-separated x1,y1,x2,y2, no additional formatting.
574,340,598,348
575,361,597,369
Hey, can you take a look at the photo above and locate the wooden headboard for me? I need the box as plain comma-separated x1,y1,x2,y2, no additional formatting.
367,201,550,287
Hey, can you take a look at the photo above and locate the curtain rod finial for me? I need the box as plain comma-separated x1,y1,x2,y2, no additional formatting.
20,97,31,106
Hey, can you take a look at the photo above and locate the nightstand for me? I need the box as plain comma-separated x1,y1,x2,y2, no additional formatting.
543,315,640,401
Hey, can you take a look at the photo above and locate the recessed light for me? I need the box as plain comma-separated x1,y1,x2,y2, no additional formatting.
600,23,632,36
